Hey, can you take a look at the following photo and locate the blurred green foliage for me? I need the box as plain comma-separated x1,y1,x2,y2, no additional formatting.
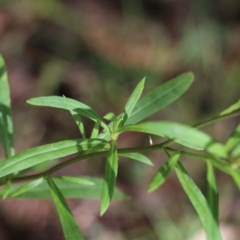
0,0,240,239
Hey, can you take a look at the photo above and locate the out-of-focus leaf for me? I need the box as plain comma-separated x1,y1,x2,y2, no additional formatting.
148,153,180,192
47,177,84,240
125,72,194,125
119,153,153,166
29,0,79,34
0,54,14,158
103,112,117,121
2,180,11,199
124,77,145,122
175,161,222,240
195,100,240,129
27,96,109,133
224,124,240,153
231,169,240,190
100,142,118,215
90,122,100,138
220,99,240,115
206,162,219,224
0,177,127,199
0,139,109,178
231,144,240,157
119,121,227,158
54,176,94,185
11,178,44,197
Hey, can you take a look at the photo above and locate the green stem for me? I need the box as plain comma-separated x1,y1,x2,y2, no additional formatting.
3,108,239,186
193,110,240,129
6,142,230,186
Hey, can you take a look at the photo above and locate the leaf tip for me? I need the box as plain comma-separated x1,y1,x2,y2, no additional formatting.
148,161,154,166
186,72,195,81
26,98,34,105
100,204,107,216
147,185,155,193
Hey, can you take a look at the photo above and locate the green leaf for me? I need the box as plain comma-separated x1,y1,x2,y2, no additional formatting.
231,142,240,158
119,152,153,166
11,178,44,197
53,176,94,185
119,121,227,158
206,162,219,225
71,112,85,138
0,138,109,178
175,161,222,240
224,124,240,153
125,72,194,125
124,77,145,121
230,169,240,190
0,177,127,199
90,122,100,138
220,99,240,115
148,153,180,192
195,100,240,129
103,112,117,121
27,96,109,133
47,177,84,240
0,54,14,158
114,112,126,129
98,72,194,141
100,142,118,215
2,180,11,199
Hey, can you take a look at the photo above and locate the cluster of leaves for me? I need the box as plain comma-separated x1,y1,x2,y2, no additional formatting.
0,54,240,240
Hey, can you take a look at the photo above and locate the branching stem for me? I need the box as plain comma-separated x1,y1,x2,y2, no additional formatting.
2,108,239,186
8,143,231,185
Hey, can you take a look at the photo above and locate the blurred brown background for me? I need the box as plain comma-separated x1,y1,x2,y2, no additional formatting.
0,0,240,239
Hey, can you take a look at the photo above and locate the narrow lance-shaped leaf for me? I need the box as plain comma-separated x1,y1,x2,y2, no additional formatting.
123,77,145,123
148,153,180,192
2,180,11,199
0,138,109,178
194,99,240,129
175,161,222,240
125,72,194,125
206,162,219,225
231,145,240,158
220,99,240,116
100,142,118,215
119,152,153,166
0,176,127,199
119,121,227,158
47,177,84,240
71,111,85,138
11,178,44,197
230,169,240,190
224,124,240,153
53,176,94,186
27,96,110,134
90,122,100,138
103,112,117,121
98,72,194,140
0,54,14,158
